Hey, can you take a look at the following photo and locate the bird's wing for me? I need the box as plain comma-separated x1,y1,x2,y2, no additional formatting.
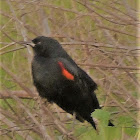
58,57,100,109
58,58,97,92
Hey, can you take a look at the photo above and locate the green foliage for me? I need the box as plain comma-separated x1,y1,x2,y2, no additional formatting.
74,109,137,140
117,116,137,137
118,116,133,126
92,109,111,126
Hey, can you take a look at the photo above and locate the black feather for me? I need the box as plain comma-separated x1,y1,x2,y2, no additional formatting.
31,36,114,129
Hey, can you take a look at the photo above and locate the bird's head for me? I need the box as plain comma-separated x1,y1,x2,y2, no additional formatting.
28,36,62,57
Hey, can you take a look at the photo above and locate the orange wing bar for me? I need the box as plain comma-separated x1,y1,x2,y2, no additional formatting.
58,61,74,80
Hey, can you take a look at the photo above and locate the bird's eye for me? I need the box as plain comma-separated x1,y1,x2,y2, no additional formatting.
37,41,41,45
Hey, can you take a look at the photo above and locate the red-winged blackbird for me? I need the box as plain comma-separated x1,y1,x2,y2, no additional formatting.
30,36,113,129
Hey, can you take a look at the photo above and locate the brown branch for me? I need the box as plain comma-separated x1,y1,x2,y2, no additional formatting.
8,94,52,140
41,103,77,140
0,62,35,97
78,63,140,70
1,41,138,56
0,46,26,55
97,25,138,38
0,90,38,99
0,42,16,51
0,113,35,140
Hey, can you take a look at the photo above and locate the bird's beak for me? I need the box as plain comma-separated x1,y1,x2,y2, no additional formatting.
25,42,35,47
20,41,35,48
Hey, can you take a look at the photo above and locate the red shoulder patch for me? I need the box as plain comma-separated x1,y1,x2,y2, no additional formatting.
58,61,74,80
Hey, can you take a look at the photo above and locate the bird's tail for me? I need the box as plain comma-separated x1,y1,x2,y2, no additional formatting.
88,117,97,129
88,117,114,130
108,120,114,126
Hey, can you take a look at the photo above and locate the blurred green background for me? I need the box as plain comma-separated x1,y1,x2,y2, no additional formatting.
0,0,139,140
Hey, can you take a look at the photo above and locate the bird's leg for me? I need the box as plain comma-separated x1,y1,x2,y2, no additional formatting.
72,112,76,130
93,118,99,134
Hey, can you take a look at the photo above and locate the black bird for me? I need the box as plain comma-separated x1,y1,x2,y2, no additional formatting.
30,36,113,129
